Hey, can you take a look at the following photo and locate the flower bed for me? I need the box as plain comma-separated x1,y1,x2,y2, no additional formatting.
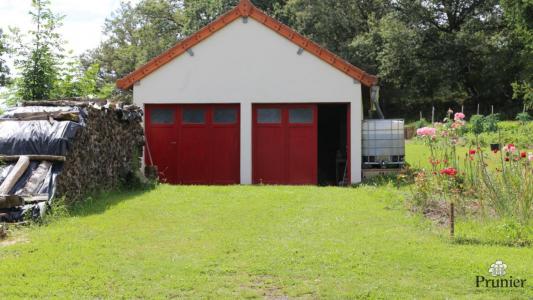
410,111,532,245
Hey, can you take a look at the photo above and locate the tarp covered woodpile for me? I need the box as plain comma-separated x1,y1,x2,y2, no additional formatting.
0,101,144,222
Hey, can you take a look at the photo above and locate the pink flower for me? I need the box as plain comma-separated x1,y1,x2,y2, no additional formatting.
417,127,437,137
528,153,533,162
440,167,458,176
503,144,516,153
454,112,466,121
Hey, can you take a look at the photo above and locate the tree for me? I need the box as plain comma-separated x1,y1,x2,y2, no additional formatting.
52,59,114,99
85,0,528,118
13,0,64,100
181,0,286,34
502,0,533,110
85,0,289,84
83,0,184,83
370,0,524,117
0,29,10,87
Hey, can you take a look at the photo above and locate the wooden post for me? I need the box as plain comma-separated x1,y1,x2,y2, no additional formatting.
0,195,24,209
0,224,6,239
431,106,435,124
477,103,480,115
0,156,30,195
0,155,66,162
491,105,494,115
450,202,455,238
461,105,464,113
420,111,423,120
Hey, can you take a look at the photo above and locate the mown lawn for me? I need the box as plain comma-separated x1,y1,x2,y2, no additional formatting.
0,185,531,298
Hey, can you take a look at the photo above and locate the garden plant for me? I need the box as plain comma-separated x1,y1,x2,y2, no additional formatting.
412,110,533,245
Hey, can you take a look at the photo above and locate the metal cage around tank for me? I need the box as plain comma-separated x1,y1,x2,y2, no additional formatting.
362,119,405,168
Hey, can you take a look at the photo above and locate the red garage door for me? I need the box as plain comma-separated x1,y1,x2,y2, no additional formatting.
145,104,240,185
253,104,317,185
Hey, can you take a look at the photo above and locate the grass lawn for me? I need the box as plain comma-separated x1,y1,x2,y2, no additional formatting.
0,185,531,298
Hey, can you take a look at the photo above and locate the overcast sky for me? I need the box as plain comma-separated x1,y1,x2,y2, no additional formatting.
0,0,139,56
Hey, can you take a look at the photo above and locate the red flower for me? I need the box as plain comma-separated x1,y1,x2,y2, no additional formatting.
469,149,476,155
429,159,440,165
440,167,458,176
505,157,510,162
520,151,527,158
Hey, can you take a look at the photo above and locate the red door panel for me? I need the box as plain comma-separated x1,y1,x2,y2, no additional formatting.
145,105,179,184
253,104,317,185
287,127,317,184
211,105,240,184
179,127,210,184
254,126,285,184
145,104,240,185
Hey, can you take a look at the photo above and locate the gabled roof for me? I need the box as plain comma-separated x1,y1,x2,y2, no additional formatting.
116,0,378,89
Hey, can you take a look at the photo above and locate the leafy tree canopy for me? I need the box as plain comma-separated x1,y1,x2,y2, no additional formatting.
81,0,533,117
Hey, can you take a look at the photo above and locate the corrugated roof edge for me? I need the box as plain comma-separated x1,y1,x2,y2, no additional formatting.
116,0,378,89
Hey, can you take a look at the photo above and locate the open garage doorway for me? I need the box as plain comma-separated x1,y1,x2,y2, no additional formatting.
318,104,348,185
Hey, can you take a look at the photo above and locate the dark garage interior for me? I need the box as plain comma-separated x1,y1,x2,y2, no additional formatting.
317,104,348,185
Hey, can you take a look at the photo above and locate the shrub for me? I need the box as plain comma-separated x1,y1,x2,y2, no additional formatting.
516,112,531,123
415,118,429,129
483,114,500,132
469,115,485,134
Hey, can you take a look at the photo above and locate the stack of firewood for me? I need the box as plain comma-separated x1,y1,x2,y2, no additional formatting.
15,102,145,203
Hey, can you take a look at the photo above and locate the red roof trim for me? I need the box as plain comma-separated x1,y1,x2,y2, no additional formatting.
116,0,378,89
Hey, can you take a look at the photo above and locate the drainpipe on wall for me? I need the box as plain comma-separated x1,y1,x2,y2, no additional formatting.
370,85,385,119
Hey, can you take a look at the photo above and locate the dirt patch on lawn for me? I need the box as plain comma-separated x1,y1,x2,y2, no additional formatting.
0,225,29,247
421,200,451,226
246,275,289,300
0,235,29,247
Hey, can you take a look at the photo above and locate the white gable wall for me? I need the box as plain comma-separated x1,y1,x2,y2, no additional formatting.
134,18,363,184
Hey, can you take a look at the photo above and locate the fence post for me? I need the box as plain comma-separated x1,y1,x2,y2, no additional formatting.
450,202,455,238
431,106,435,124
477,103,480,115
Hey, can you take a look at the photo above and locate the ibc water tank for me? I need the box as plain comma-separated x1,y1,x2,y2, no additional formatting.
362,119,405,168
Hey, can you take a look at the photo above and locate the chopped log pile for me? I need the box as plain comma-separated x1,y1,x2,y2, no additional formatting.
55,104,144,203
0,101,144,221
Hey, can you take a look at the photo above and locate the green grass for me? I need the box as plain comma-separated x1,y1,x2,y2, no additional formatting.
0,185,531,298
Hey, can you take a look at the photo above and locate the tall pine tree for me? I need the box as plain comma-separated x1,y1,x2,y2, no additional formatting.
15,0,64,100
0,29,9,87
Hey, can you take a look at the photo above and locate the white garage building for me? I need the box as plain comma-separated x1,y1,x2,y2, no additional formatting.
117,0,379,185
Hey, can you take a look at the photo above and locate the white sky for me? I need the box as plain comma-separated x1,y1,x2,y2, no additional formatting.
0,0,139,56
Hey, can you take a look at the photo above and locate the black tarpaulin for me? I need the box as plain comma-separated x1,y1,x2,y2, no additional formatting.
0,120,81,156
